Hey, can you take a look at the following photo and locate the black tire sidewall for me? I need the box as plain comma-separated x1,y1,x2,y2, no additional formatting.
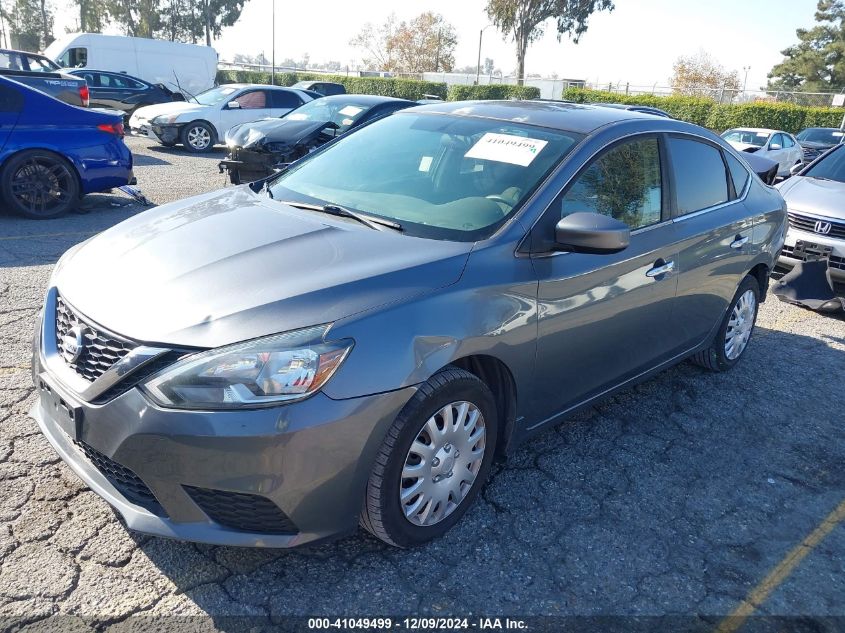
712,276,761,370
379,376,498,547
1,150,80,219
180,122,215,152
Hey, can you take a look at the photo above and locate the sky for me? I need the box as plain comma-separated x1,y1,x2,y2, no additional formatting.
57,0,820,90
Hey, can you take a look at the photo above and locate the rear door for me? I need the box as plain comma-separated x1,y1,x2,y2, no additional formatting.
530,134,683,421
668,135,756,350
221,89,276,134
767,133,788,174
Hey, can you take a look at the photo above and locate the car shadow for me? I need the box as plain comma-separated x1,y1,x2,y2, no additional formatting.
133,153,171,167
146,144,227,159
129,321,845,621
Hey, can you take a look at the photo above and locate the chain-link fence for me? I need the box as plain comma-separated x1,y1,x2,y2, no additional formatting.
592,82,843,107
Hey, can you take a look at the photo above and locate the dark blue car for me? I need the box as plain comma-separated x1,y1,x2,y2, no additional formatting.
0,75,134,219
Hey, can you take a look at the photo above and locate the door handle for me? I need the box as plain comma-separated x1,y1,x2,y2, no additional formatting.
646,260,675,278
730,235,749,249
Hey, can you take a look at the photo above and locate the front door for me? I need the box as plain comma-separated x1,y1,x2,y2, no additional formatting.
529,135,682,423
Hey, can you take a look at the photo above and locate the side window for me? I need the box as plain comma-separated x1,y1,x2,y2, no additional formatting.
724,152,750,196
770,133,784,148
560,137,662,230
668,137,729,214
59,47,87,68
236,90,268,109
102,74,144,89
272,90,304,109
782,135,795,148
81,72,98,86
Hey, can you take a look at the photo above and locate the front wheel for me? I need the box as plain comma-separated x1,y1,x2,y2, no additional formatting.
1,150,80,219
360,367,498,547
180,121,215,153
691,275,760,371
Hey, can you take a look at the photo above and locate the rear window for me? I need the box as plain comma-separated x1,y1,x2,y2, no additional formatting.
668,137,729,214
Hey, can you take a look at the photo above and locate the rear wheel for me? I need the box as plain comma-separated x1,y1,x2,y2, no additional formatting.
691,275,760,371
180,121,215,153
360,367,498,547
1,150,80,219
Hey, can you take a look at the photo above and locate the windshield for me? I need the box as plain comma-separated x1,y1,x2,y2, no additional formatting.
285,99,378,132
796,128,844,144
268,112,582,241
803,145,845,182
722,129,770,147
191,86,238,106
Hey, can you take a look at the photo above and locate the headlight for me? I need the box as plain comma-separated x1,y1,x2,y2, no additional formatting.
151,114,180,125
142,325,352,410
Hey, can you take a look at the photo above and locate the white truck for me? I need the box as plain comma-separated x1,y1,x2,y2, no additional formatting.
45,33,218,100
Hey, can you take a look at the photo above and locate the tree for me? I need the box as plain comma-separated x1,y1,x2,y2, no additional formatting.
104,0,160,37
767,0,845,92
350,14,397,70
670,51,741,96
4,0,53,49
486,0,613,84
483,57,495,75
351,12,458,73
69,0,109,32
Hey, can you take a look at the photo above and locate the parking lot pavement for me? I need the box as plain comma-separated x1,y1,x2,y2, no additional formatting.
1,137,844,629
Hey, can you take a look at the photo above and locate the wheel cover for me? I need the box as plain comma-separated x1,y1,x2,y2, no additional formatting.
400,401,486,527
725,289,757,360
11,158,74,216
187,126,211,149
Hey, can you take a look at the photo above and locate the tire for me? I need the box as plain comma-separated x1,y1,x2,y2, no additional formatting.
691,275,760,372
361,367,498,548
180,121,215,153
1,150,80,219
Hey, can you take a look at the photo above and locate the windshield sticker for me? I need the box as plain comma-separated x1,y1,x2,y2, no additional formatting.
464,133,548,166
419,156,433,172
835,132,844,137
287,113,308,120
338,105,363,117
756,132,770,137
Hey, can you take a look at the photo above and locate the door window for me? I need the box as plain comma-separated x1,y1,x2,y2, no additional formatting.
235,90,268,109
560,137,663,230
57,47,88,68
100,73,144,89
668,137,729,215
782,134,795,148
769,133,785,148
271,90,305,109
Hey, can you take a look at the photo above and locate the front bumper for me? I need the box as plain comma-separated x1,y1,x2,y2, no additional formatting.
129,120,181,144
218,148,276,185
30,303,415,547
778,225,845,282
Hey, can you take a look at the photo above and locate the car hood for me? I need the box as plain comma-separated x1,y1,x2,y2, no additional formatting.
798,141,835,149
131,101,206,122
53,187,472,348
726,141,762,153
776,175,845,219
227,118,335,149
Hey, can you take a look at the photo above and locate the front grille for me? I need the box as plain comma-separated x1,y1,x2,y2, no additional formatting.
184,486,297,534
56,296,136,381
781,244,845,271
802,147,821,162
73,440,165,516
787,212,845,240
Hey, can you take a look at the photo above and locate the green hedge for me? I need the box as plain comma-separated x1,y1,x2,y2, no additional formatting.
446,84,542,101
562,87,844,133
216,69,448,100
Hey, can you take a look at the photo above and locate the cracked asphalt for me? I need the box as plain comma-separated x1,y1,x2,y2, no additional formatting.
1,136,844,631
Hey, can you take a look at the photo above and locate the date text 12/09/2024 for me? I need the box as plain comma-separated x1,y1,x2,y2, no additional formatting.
307,618,528,630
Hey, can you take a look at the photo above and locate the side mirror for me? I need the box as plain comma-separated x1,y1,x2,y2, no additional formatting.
227,100,241,109
554,212,630,254
769,143,782,151
790,163,804,176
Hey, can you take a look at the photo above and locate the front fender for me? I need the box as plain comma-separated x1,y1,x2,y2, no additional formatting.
323,242,539,420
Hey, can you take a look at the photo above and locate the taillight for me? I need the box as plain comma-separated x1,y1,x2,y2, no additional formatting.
79,84,90,107
97,122,125,137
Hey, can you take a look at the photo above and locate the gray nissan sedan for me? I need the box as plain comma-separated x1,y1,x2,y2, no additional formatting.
31,101,786,548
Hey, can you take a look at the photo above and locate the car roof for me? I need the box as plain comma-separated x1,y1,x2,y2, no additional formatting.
313,94,413,105
405,100,666,134
0,48,48,56
727,127,779,134
220,83,298,91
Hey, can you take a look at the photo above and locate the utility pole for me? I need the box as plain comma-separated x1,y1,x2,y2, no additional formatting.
742,65,750,100
434,28,441,73
271,0,275,84
476,24,494,85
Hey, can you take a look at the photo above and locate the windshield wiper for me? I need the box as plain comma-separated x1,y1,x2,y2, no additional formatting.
274,200,403,232
807,175,835,181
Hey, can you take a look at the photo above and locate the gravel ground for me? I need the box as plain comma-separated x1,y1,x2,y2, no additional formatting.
0,136,844,631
